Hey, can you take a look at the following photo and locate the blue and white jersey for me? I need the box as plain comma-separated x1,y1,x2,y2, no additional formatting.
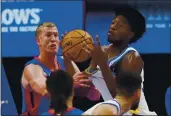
84,99,121,115
89,47,156,115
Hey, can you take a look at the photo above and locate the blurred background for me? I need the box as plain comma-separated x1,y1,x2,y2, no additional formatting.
1,0,170,115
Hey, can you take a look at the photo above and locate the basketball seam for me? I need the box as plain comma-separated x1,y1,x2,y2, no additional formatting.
61,30,86,43
73,48,83,61
74,43,92,62
61,36,83,42
75,30,86,38
62,37,92,54
82,37,92,61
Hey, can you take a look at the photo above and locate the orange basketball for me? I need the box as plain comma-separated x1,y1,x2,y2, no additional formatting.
61,29,94,62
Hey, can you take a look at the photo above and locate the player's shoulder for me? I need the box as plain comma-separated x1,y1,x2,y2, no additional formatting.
23,63,43,76
24,63,42,70
92,103,118,115
123,49,143,64
24,57,43,70
119,48,144,73
25,58,38,66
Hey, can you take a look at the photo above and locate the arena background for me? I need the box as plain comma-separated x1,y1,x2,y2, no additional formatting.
1,0,171,115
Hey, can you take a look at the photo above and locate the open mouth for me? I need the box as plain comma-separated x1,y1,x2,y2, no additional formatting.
108,31,113,36
108,30,115,36
50,44,57,48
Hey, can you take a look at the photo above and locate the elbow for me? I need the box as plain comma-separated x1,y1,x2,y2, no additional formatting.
41,89,48,96
31,85,46,96
109,88,117,98
112,91,117,98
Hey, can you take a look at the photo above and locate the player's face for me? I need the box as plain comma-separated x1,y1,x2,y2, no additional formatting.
130,89,141,110
38,27,59,53
108,15,134,44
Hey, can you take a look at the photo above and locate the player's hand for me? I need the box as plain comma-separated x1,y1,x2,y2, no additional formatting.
73,72,92,88
83,35,108,67
63,52,75,61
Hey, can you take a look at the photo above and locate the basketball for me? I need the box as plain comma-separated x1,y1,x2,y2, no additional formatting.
61,29,94,62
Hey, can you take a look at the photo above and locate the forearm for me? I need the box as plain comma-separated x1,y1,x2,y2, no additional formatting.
74,85,100,101
74,86,90,97
63,58,80,76
99,63,116,98
83,66,101,101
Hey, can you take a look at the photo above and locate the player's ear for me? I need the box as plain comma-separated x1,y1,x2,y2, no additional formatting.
36,37,41,46
134,89,141,99
137,89,141,98
128,31,134,40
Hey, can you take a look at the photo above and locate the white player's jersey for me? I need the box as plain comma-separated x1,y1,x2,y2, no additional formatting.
84,99,121,115
89,47,157,115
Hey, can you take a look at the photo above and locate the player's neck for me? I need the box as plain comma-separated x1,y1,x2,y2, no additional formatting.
112,42,128,52
66,96,73,108
115,95,132,115
38,52,58,70
107,43,128,59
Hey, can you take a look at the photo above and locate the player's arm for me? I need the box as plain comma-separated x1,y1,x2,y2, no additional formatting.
120,51,143,75
83,36,117,98
98,60,117,97
100,51,143,97
63,56,80,76
22,64,48,96
61,32,80,76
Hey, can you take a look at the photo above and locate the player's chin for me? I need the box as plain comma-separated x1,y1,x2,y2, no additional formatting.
47,48,58,54
108,35,117,43
107,38,115,44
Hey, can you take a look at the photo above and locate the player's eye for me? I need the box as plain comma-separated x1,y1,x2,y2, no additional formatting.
46,33,51,38
54,33,58,37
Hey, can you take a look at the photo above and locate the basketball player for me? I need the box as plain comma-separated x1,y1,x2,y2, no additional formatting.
83,5,157,115
83,71,142,115
41,70,83,115
21,22,89,115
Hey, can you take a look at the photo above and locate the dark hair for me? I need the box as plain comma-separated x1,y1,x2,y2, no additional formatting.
46,70,73,115
116,71,142,97
114,5,146,44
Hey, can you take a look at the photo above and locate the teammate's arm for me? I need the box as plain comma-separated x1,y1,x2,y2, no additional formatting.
22,64,47,96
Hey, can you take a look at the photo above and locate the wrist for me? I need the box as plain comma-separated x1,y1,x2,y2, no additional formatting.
89,65,97,69
84,66,98,75
98,61,108,68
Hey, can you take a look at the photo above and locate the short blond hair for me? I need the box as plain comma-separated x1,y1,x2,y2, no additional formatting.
36,22,56,37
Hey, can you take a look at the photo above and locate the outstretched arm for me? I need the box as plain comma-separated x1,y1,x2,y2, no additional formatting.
22,64,48,96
